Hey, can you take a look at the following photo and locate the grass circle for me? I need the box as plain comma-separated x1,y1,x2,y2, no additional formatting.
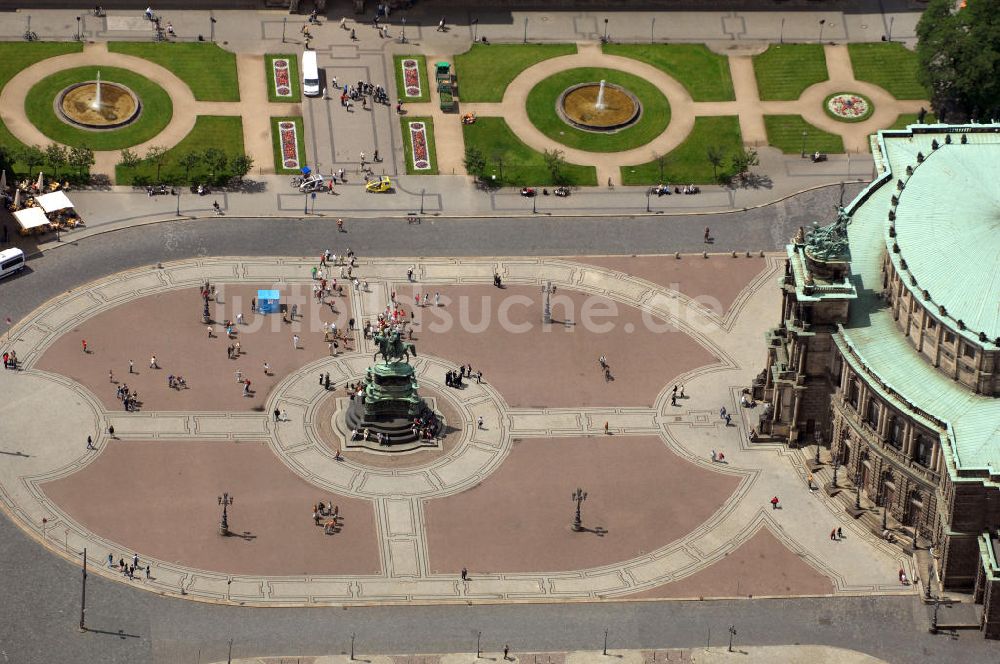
823,92,874,123
526,67,670,152
25,66,173,149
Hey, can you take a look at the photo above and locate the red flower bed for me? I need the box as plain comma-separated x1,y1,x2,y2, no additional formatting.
278,121,300,169
272,58,292,97
409,122,430,170
401,59,422,98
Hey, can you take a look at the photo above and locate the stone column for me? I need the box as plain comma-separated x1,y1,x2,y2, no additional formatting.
903,421,915,458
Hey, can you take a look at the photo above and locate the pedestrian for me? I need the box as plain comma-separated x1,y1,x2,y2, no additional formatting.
679,384,685,397
437,17,446,31
263,362,270,376
340,17,347,29
434,291,441,307
830,528,837,541
274,407,281,422
332,76,338,89
406,266,414,282
720,406,727,419
324,373,331,390
770,496,780,509
670,393,677,406
374,149,380,162
166,21,174,36
108,424,115,439
672,384,678,395
81,339,88,353
477,416,484,429
108,369,114,383
396,101,402,114
107,553,114,568
207,326,213,338
807,472,815,490
149,355,158,369
337,218,344,233
251,297,256,312
213,200,222,215
461,567,468,581
293,334,300,349
133,553,139,568
503,645,510,661
704,227,711,243
145,565,151,580
350,27,356,40
725,413,731,426
598,354,607,369
87,435,95,450
837,527,843,539
711,449,717,462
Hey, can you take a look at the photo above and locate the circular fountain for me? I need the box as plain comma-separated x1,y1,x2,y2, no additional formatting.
558,79,641,132
56,70,141,130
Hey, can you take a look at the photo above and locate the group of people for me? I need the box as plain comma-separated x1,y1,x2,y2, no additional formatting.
313,501,341,535
446,364,481,388
116,383,141,411
652,183,701,196
166,374,187,390
2,350,18,370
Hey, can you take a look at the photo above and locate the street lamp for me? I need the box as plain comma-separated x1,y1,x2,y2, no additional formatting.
728,625,737,653
76,16,81,41
218,492,234,535
571,487,587,531
400,17,406,44
645,188,651,212
175,188,181,216
472,18,479,43
282,17,287,43
420,188,425,214
304,191,309,214
887,17,894,42
210,16,217,43
602,18,609,43
542,281,555,324
523,17,528,44
801,130,808,158
818,19,826,44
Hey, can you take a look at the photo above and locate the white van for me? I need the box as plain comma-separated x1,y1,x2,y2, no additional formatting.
0,248,25,280
302,50,320,97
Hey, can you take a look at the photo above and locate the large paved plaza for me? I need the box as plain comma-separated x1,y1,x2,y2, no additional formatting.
0,253,912,607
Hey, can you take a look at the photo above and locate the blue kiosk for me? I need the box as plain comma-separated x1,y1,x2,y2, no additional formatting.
257,289,281,314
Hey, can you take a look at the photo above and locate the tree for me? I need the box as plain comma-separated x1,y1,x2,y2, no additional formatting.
68,145,95,179
118,148,142,169
19,144,45,178
652,152,670,183
44,144,68,178
463,146,486,179
200,148,227,184
542,148,568,186
706,146,725,182
731,147,759,181
144,145,168,182
177,151,202,183
0,146,14,181
230,153,254,182
916,0,1000,122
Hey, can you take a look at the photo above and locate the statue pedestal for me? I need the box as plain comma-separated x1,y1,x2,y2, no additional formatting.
336,397,444,453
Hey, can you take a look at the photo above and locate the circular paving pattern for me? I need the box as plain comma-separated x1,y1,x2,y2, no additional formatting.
526,67,669,152
25,66,172,149
824,92,874,123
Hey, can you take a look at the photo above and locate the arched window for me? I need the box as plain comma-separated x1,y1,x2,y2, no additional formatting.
888,417,903,448
866,399,880,429
915,434,933,467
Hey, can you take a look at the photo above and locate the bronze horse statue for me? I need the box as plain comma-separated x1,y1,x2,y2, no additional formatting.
373,329,417,364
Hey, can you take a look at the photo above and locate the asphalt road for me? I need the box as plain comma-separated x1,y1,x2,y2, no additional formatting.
0,184,860,325
4,183,994,663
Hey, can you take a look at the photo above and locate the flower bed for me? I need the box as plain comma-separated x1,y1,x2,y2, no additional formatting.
272,58,292,97
825,92,873,122
408,121,430,170
401,58,422,98
279,120,300,169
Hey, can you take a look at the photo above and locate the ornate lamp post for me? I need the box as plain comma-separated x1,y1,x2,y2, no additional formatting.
571,487,587,532
814,430,823,464
218,492,234,535
854,467,862,510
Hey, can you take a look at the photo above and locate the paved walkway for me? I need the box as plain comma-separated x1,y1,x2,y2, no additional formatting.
0,42,279,182
404,42,925,184
0,255,915,606
219,645,890,664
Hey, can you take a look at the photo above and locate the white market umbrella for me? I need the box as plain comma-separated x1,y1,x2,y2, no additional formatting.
12,188,21,210
0,169,7,194
36,171,44,191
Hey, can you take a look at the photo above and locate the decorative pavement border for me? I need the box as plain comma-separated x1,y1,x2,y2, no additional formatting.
0,256,913,606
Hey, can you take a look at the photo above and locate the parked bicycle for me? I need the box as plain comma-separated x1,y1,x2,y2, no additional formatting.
23,29,38,41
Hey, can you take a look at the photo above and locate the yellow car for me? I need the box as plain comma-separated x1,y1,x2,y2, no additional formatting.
364,176,393,193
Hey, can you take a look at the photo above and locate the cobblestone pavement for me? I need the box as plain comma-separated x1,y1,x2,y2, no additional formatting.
0,255,913,607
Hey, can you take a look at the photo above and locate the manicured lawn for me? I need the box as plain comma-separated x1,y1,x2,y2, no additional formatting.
108,42,240,101
847,43,928,100
25,66,173,151
602,43,734,102
0,42,84,175
271,116,307,175
115,116,244,185
455,43,577,103
401,117,438,175
526,68,670,152
265,54,300,103
463,117,597,187
889,111,936,130
764,115,844,154
752,44,828,101
393,55,430,103
621,116,743,185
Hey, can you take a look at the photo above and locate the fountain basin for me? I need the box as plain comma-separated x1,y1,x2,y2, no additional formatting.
557,82,641,133
56,80,141,130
